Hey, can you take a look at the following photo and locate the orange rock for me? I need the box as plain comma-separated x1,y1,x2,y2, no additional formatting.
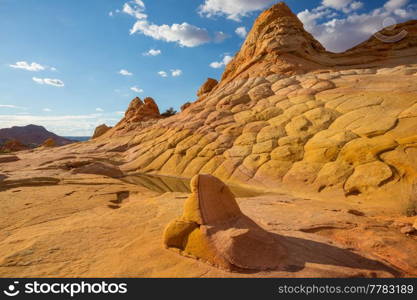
92,124,112,139
42,138,56,147
197,78,218,97
164,174,287,271
0,139,29,152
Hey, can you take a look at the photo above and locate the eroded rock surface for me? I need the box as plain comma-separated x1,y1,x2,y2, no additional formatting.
92,124,112,139
164,174,287,271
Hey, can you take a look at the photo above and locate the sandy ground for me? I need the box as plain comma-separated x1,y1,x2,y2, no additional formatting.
0,167,416,277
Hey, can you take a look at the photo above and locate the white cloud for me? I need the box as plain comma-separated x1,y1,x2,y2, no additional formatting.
171,69,182,77
298,0,417,53
122,0,147,19
130,86,144,93
43,108,52,112
32,77,65,87
119,69,133,76
210,55,233,69
235,26,248,38
143,48,162,56
199,0,274,21
321,0,364,13
158,71,168,77
0,113,119,136
130,20,211,47
96,108,104,112
384,0,409,10
9,61,47,72
119,1,213,47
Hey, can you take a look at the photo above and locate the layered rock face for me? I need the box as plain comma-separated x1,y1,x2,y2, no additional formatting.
164,174,287,271
75,3,417,204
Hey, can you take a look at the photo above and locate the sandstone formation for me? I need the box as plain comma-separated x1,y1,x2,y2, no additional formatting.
1,2,417,277
42,138,56,148
164,174,286,271
108,97,162,135
0,140,29,152
92,124,112,139
87,2,417,207
197,78,218,97
123,97,161,123
0,155,19,163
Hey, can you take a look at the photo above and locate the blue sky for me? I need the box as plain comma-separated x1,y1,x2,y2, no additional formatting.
0,0,415,136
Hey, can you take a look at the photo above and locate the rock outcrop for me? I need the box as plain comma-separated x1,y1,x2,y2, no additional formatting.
92,124,112,139
197,78,218,97
0,155,19,163
0,140,29,152
42,138,56,148
106,2,417,206
123,97,161,124
3,2,417,206
164,174,286,271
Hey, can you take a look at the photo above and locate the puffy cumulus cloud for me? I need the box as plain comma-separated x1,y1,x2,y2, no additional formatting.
0,113,120,136
32,77,64,87
235,26,248,38
9,61,54,72
210,55,233,69
120,1,225,47
96,108,104,112
143,48,161,56
130,21,211,47
199,0,275,21
384,0,409,10
119,69,133,76
130,86,144,93
43,108,52,112
322,0,364,13
171,69,182,77
298,0,416,53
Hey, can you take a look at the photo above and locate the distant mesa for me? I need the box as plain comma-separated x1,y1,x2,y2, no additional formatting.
0,124,74,152
164,174,287,271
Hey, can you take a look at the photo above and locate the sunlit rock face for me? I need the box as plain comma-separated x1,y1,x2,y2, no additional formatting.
50,2,417,204
163,174,287,271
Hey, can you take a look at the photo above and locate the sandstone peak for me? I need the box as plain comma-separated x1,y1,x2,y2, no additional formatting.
122,96,161,124
92,124,112,139
221,2,327,83
220,2,417,85
197,78,218,97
